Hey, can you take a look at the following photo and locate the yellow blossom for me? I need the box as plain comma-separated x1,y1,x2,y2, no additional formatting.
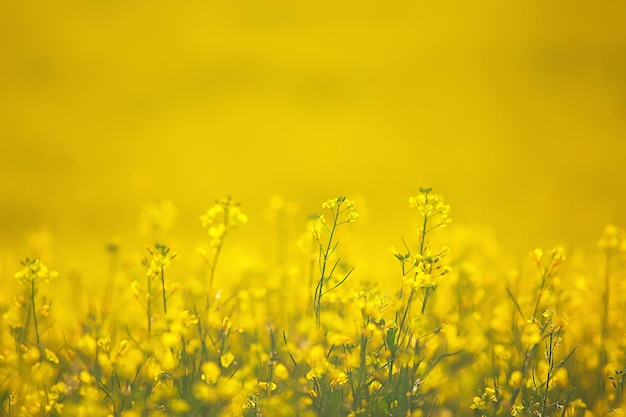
408,188,451,226
530,248,543,266
330,371,349,387
138,199,178,239
306,365,325,380
598,224,626,252
171,399,190,414
161,332,181,349
201,361,221,384
200,197,248,246
44,348,59,364
220,352,235,368
15,258,57,286
274,363,290,381
258,381,277,391
509,370,523,388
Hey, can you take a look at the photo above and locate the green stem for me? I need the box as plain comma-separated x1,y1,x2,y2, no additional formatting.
542,330,556,417
160,266,167,315
208,238,224,291
314,205,340,328
31,278,40,348
147,273,152,336
210,200,230,290
397,210,429,348
600,251,611,400
531,268,549,320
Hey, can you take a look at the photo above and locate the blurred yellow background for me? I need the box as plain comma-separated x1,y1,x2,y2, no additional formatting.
1,1,625,271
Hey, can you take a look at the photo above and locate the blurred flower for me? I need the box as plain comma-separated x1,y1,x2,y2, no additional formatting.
598,224,626,253
139,199,178,239
200,196,248,247
14,258,57,286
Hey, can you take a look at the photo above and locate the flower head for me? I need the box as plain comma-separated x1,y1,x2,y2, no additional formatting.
322,196,359,224
598,224,626,253
15,258,57,286
408,188,451,227
145,243,178,278
200,197,248,247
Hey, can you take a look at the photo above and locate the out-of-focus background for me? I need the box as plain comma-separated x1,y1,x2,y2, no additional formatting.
1,1,625,275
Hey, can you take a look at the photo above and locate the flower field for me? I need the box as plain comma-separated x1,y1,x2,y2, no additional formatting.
2,2,626,416
1,189,624,417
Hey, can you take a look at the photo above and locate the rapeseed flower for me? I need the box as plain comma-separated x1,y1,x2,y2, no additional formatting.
2,190,624,416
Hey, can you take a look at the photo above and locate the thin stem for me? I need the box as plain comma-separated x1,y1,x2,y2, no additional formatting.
542,330,555,417
314,204,341,327
266,325,276,397
208,239,224,292
160,265,171,332
418,212,428,256
160,266,167,315
600,251,611,399
396,209,430,348
531,267,549,320
31,278,40,348
147,273,152,337
206,203,229,313
102,244,119,316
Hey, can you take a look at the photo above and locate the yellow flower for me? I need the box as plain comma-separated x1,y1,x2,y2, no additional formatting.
530,248,543,266
509,370,523,388
470,395,486,410
521,322,541,347
322,196,359,224
511,404,524,416
159,350,177,372
209,224,225,239
79,369,94,385
145,243,178,278
201,361,221,384
138,199,178,238
22,346,40,364
15,258,57,286
369,380,382,394
330,371,349,387
200,197,248,243
568,398,587,410
161,332,181,349
44,348,59,364
274,363,290,381
551,246,566,264
471,387,497,411
220,352,235,368
322,198,338,209
306,365,325,380
408,188,451,226
258,381,277,391
542,308,557,319
171,399,190,414
598,224,625,252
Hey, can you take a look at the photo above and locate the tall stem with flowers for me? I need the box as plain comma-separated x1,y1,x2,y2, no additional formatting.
311,196,359,328
14,258,57,350
199,196,248,292
385,187,453,416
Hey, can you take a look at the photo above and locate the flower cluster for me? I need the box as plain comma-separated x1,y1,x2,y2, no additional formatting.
200,196,248,248
145,243,179,279
598,224,626,253
14,258,57,286
321,196,359,224
1,191,625,417
408,187,451,229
